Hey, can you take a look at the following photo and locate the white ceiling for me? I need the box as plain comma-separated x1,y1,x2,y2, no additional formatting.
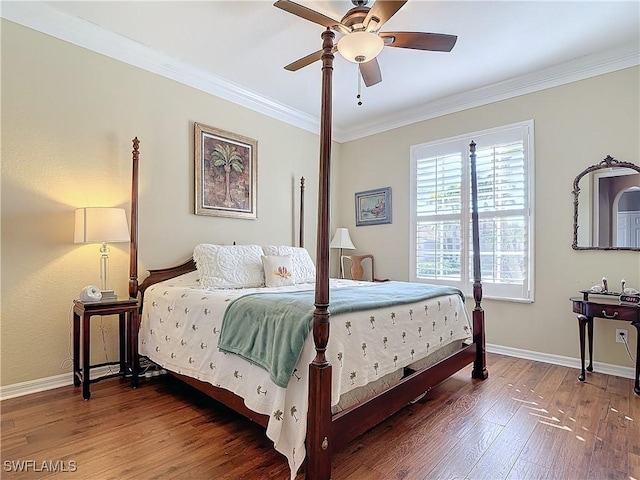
4,1,639,141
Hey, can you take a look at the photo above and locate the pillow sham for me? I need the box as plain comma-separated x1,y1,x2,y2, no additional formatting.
262,245,316,283
193,244,265,289
262,255,296,287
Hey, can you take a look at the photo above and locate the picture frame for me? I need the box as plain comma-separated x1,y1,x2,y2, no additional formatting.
355,187,392,226
194,122,257,219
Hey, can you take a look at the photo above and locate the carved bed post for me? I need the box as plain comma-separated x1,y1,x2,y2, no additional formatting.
129,137,140,299
306,28,334,480
300,177,305,248
469,141,488,380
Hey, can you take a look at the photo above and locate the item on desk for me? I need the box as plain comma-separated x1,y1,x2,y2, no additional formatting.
619,293,640,305
79,285,102,302
100,290,118,301
621,279,626,293
590,285,603,293
623,287,640,295
602,277,608,293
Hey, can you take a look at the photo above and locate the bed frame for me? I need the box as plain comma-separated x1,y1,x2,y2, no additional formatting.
127,29,487,480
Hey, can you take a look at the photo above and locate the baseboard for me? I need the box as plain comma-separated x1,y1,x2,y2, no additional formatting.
1,346,635,400
486,343,636,380
0,366,118,401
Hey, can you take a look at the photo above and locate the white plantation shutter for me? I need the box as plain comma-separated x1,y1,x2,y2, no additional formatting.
410,121,534,302
415,152,463,282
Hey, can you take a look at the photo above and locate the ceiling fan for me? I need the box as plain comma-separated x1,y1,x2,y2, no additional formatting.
274,0,457,87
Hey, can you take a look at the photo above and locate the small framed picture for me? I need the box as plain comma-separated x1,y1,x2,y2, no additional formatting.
194,122,257,219
355,187,392,226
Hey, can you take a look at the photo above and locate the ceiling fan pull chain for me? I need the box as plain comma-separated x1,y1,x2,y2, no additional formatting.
357,67,363,106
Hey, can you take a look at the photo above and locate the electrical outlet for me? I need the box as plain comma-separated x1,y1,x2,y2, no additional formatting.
616,329,628,344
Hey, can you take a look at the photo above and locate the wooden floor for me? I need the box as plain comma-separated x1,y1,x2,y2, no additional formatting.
2,353,638,480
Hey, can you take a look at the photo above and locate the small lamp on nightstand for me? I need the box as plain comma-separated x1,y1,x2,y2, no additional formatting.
330,227,356,279
74,207,130,301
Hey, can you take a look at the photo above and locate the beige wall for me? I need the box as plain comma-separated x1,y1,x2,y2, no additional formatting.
2,19,639,387
335,66,640,368
1,20,339,386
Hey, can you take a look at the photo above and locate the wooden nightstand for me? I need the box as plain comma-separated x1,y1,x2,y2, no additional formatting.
73,298,139,400
571,293,640,395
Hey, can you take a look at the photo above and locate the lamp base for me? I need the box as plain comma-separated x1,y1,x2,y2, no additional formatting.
100,290,118,302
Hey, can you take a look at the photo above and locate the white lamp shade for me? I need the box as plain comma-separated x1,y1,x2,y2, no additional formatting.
330,228,356,250
337,31,384,63
74,207,130,244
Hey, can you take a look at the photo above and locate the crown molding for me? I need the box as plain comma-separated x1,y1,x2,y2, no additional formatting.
338,42,640,142
3,2,638,144
1,1,320,135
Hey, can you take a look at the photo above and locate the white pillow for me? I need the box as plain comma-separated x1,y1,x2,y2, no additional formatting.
193,244,265,289
262,255,296,287
262,245,316,283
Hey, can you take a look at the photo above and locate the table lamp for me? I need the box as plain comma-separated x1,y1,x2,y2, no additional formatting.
330,227,356,279
74,207,130,301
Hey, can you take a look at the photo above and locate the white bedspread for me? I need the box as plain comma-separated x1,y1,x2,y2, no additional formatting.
138,272,472,478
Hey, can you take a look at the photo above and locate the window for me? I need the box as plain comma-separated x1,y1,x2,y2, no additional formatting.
410,121,534,302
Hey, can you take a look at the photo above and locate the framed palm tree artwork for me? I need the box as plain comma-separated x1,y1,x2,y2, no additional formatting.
194,122,257,219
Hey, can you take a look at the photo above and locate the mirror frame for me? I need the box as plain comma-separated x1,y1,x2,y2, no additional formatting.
572,155,640,251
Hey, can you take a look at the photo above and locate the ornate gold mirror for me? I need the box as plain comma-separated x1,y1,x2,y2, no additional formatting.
573,155,640,251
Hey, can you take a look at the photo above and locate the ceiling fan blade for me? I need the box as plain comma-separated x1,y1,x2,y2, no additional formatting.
380,32,457,52
359,58,382,87
284,47,337,71
274,0,350,34
285,50,322,71
364,1,407,31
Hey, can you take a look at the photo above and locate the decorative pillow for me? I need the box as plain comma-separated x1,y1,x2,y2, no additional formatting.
262,245,316,283
262,255,296,287
193,244,265,289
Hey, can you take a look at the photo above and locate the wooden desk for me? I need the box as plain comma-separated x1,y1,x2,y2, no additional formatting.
571,293,639,395
73,298,139,400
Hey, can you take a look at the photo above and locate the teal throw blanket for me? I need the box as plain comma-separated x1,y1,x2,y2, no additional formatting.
218,281,464,388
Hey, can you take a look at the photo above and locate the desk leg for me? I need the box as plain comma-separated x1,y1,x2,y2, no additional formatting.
577,314,591,382
73,311,80,387
118,313,126,374
129,310,139,389
82,314,91,400
633,321,640,396
586,315,594,373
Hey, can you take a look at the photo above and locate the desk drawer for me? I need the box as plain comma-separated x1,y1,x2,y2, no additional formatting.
583,303,640,322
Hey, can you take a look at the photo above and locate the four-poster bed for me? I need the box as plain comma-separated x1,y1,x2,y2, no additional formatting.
127,28,487,480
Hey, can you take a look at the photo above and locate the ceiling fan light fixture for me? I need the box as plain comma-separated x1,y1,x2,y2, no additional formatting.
337,31,384,63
